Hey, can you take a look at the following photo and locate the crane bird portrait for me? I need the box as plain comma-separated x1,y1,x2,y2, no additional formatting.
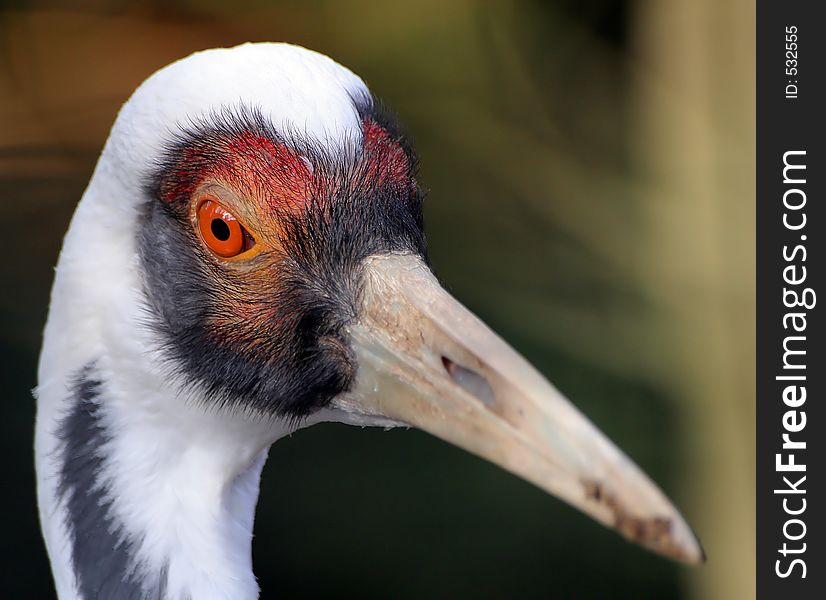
35,42,703,600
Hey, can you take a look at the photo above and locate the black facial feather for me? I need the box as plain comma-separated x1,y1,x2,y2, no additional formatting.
139,102,427,420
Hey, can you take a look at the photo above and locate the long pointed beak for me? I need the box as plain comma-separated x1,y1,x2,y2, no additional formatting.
334,253,703,564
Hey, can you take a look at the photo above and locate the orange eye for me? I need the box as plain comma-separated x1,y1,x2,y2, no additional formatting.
196,199,254,258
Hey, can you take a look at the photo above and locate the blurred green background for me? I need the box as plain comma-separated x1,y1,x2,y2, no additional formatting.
1,1,753,598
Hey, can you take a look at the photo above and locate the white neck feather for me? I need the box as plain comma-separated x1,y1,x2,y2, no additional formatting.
39,352,305,600
99,379,281,600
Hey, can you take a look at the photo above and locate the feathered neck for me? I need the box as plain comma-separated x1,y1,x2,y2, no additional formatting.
42,360,293,600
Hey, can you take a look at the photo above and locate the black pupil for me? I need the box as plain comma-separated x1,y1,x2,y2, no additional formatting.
210,218,231,242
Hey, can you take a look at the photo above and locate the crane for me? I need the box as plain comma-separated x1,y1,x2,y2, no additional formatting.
35,42,703,600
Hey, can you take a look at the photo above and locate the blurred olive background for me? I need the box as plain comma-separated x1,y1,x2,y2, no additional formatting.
1,1,754,598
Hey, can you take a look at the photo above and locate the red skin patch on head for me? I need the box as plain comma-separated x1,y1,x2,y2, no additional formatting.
161,132,311,213
161,119,413,211
224,131,312,211
361,117,412,188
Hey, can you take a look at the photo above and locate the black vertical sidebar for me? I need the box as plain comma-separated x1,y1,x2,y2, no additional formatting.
757,2,825,598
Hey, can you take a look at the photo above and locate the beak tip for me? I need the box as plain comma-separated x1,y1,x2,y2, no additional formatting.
654,516,706,566
673,514,706,566
687,526,707,565
581,477,704,565
655,516,706,566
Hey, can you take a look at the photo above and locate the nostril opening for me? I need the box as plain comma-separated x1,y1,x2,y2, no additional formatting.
441,356,496,407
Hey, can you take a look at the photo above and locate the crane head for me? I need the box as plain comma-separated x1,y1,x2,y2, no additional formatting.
37,44,702,599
